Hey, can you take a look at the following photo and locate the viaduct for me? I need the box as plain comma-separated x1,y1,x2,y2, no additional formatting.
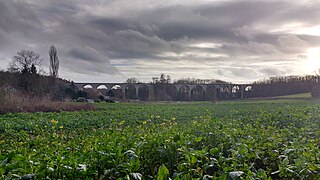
73,83,253,101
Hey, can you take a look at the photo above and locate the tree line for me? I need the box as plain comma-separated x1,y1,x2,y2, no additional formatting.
126,74,229,85
248,75,320,97
0,46,77,100
125,73,320,100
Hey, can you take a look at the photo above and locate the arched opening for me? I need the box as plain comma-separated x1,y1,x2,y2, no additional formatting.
232,86,239,93
217,86,230,100
97,85,107,89
97,85,108,95
125,84,137,99
80,85,93,99
232,85,240,98
205,85,216,101
138,85,149,101
81,84,105,101
166,84,177,100
111,85,121,89
152,84,177,101
178,85,190,101
107,85,123,100
191,86,205,101
245,86,252,91
83,85,93,89
244,85,253,98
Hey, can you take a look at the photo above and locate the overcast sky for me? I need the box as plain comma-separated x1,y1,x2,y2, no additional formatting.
1,0,320,83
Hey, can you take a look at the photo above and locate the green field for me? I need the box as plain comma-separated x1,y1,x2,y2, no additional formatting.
1,101,320,179
274,93,312,99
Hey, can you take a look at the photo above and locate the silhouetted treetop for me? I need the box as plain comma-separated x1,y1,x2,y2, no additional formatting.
126,77,140,83
8,49,42,74
49,45,59,78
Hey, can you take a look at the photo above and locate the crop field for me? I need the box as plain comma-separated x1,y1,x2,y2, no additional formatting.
1,100,320,179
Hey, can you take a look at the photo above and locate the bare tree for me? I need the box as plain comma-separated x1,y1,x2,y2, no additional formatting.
160,73,166,83
166,75,171,83
126,77,139,83
151,77,159,84
49,45,59,78
8,50,42,73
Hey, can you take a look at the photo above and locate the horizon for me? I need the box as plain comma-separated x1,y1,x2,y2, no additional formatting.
1,0,320,84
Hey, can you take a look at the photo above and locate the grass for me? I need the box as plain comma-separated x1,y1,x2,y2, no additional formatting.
220,92,314,104
274,92,311,99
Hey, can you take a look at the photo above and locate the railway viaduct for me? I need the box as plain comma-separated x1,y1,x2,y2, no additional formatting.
73,83,253,101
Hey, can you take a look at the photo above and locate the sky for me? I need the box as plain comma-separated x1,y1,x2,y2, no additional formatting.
1,0,320,83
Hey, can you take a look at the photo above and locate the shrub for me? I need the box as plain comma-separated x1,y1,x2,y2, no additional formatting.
0,89,95,114
311,85,320,97
76,97,86,102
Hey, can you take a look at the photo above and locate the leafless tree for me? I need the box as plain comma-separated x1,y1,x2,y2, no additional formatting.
49,45,59,78
126,77,139,83
8,50,42,73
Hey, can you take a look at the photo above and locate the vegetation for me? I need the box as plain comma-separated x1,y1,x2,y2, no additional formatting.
0,48,96,114
122,74,320,101
151,74,171,84
126,78,141,84
174,78,229,85
273,93,311,99
8,50,42,74
0,89,95,114
251,75,320,98
1,101,320,179
49,45,60,78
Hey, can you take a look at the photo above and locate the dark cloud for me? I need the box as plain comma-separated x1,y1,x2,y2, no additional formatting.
68,46,109,63
0,1,42,34
91,17,129,35
0,0,319,83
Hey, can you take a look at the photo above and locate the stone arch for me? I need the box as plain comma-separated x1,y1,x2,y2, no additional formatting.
107,84,123,100
191,85,205,101
205,85,216,101
216,85,230,100
125,84,137,99
97,85,108,95
178,85,190,101
138,85,149,101
166,84,178,100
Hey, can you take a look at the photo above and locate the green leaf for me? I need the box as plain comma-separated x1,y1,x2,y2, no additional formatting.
173,134,181,142
282,157,289,166
256,169,267,179
190,155,197,164
209,148,219,155
157,164,170,180
195,137,203,143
